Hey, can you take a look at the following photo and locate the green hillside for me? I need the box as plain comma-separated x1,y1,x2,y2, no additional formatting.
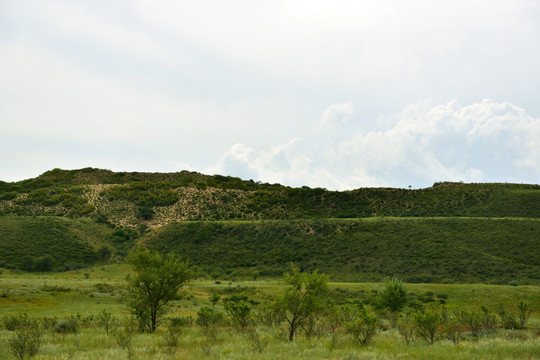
144,218,540,284
0,168,539,283
1,168,540,228
0,216,113,270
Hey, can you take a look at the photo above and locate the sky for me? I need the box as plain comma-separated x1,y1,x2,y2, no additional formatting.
1,0,539,190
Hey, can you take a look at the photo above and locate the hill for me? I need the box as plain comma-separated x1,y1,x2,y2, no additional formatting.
1,167,539,283
1,168,540,227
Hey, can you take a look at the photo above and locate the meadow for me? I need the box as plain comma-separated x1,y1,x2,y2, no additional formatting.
1,264,539,359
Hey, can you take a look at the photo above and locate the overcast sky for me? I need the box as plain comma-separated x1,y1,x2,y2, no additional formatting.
1,0,539,189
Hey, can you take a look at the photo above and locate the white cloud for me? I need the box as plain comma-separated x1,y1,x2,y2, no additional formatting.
317,101,353,129
209,100,540,190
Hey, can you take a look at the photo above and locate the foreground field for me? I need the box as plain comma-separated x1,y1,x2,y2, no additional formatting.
1,265,539,359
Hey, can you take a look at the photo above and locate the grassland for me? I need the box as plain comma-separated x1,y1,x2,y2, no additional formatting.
0,265,539,359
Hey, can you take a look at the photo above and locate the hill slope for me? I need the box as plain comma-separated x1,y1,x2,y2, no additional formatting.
144,218,540,284
0,216,113,270
1,168,539,283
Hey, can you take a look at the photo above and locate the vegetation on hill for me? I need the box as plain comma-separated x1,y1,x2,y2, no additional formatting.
144,218,540,284
0,216,114,271
1,168,540,228
1,168,540,283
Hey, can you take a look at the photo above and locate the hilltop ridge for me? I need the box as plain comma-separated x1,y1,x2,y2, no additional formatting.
1,167,540,228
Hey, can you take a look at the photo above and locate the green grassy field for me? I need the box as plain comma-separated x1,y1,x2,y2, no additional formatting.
1,265,539,359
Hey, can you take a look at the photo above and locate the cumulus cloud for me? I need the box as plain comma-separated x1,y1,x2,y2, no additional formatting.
209,100,540,190
317,101,353,129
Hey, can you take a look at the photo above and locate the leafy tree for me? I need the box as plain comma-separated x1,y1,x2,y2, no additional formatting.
137,206,155,220
21,256,35,272
196,306,225,340
7,318,44,360
96,246,112,262
277,264,329,341
210,291,221,308
379,277,407,313
96,309,117,335
412,306,443,344
345,304,378,345
223,295,253,332
32,255,54,274
518,301,532,329
126,248,192,332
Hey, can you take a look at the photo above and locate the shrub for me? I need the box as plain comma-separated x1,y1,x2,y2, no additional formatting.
345,305,378,345
168,316,194,329
3,313,31,331
412,306,443,344
480,306,498,334
162,324,181,354
137,206,155,220
256,299,284,327
517,301,532,329
378,277,407,313
196,306,225,340
113,318,137,359
96,246,112,262
223,295,253,332
96,309,117,335
498,305,519,330
7,319,44,360
443,316,465,344
397,314,416,345
54,316,79,335
455,310,482,337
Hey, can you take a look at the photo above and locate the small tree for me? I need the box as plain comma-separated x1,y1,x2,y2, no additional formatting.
378,277,407,326
196,306,225,340
345,305,378,345
210,292,221,308
412,306,443,344
277,264,329,341
32,255,54,274
397,313,416,345
126,248,192,332
96,309,117,335
96,246,112,262
7,319,44,360
517,301,532,329
223,295,252,332
137,206,155,220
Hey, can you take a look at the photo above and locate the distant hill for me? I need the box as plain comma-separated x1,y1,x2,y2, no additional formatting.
1,168,539,283
2,168,540,227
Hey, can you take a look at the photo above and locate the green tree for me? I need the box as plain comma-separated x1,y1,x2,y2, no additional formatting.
379,277,408,313
345,305,378,345
137,206,155,220
126,248,192,332
32,255,54,274
196,306,225,340
96,246,112,262
517,301,532,329
412,306,443,344
223,295,252,332
7,318,44,360
277,264,329,341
